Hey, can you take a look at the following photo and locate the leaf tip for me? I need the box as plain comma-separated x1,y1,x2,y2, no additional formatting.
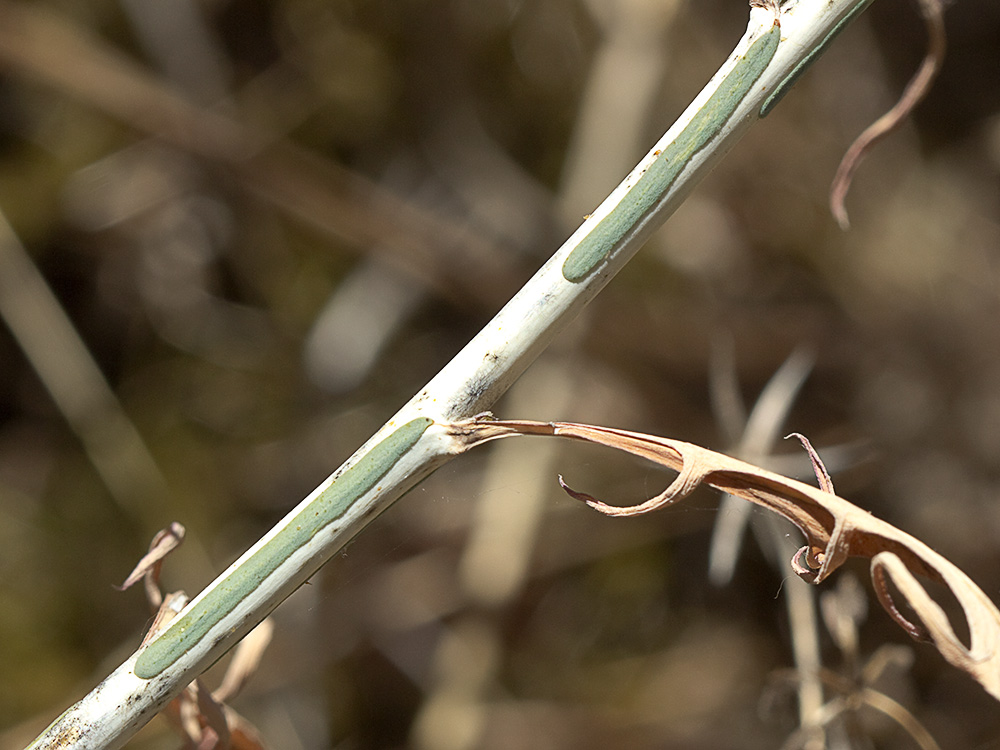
558,474,595,506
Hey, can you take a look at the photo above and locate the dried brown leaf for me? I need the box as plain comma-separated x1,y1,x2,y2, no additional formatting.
118,521,184,609
448,417,1000,702
193,680,230,750
153,613,271,748
164,677,267,750
213,618,275,704
140,591,190,649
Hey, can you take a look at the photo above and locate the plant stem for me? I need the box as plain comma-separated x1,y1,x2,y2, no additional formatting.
25,3,877,748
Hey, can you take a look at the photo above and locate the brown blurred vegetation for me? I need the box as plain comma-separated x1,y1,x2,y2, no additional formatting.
0,0,999,748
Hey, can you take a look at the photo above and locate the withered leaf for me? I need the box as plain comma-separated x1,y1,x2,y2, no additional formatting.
117,522,185,612
448,417,1000,702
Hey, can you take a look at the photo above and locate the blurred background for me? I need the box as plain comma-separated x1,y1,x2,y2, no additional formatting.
0,0,999,748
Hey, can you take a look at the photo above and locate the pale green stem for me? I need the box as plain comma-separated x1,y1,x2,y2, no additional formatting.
26,3,876,748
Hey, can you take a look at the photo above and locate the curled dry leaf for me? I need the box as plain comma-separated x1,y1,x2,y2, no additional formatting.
117,521,186,612
157,611,273,748
122,524,270,748
446,417,1000,702
140,591,190,649
153,621,272,750
166,672,268,750
193,680,229,750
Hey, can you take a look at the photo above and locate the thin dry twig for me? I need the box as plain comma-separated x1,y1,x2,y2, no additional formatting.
448,417,1000,702
830,0,947,229
774,677,940,750
767,574,939,749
